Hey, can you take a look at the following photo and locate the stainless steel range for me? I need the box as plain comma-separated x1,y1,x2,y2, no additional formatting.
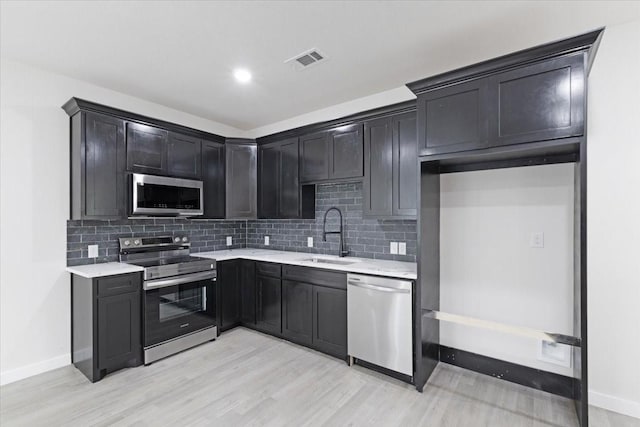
119,235,217,364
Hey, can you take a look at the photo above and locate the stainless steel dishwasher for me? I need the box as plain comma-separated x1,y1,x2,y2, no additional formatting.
347,273,413,377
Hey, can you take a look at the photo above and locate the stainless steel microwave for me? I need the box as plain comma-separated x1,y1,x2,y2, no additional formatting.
131,173,204,217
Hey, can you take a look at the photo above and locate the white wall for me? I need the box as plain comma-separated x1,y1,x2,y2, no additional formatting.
0,60,244,385
586,19,640,418
440,164,575,377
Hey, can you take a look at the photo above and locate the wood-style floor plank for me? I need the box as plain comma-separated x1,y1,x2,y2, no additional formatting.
1,328,637,427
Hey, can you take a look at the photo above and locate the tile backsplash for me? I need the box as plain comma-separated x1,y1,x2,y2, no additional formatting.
67,182,416,266
246,182,417,262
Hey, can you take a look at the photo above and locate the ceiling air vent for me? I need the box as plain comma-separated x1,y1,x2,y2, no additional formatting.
285,48,327,70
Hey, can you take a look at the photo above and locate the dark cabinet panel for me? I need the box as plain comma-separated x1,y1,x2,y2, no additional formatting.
279,138,300,218
225,141,257,219
219,260,241,331
258,143,279,218
97,291,141,371
201,139,225,219
240,260,256,325
488,53,585,147
392,112,418,216
282,280,313,346
256,275,282,335
363,117,393,217
300,132,329,182
256,262,282,278
418,79,489,156
329,123,363,179
126,122,168,174
167,132,201,179
312,286,347,358
81,112,126,218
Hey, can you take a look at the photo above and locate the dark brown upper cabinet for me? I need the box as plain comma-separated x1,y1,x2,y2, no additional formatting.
487,53,585,147
300,124,363,183
201,139,225,219
167,132,202,179
363,111,417,219
417,79,489,156
126,122,168,174
225,140,257,219
258,138,300,219
69,111,127,219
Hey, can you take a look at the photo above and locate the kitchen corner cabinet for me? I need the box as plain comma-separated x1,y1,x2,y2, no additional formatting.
258,138,300,219
240,260,257,324
363,111,417,218
71,272,142,382
201,139,225,218
225,140,257,219
218,260,242,332
300,123,363,183
69,111,127,219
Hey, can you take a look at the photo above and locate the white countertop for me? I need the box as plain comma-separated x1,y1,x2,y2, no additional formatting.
195,249,417,280
66,262,144,279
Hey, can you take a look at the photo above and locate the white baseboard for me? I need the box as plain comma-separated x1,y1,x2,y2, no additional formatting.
0,354,70,386
590,390,640,419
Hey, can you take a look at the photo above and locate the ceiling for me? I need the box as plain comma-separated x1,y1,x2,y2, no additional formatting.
1,1,639,133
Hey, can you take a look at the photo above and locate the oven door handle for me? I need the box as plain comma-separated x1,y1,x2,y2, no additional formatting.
143,271,216,290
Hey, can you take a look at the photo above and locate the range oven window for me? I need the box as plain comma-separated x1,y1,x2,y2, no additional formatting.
136,182,201,210
159,286,206,322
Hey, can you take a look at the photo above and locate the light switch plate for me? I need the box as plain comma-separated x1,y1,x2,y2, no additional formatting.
87,244,99,258
398,242,407,255
264,236,270,246
530,232,544,248
390,242,398,255
307,237,313,247
226,236,233,246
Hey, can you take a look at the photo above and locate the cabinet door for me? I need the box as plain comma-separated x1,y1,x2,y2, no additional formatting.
312,286,347,358
282,280,313,346
392,112,417,217
225,142,257,219
97,291,141,371
258,143,279,218
256,275,281,335
219,260,241,331
240,260,256,325
167,132,201,179
126,122,168,174
363,117,393,218
488,53,585,147
329,123,363,179
201,139,225,219
278,138,300,218
418,78,489,156
300,132,329,182
83,112,126,218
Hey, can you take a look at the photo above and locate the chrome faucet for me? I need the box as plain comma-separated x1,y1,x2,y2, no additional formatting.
322,207,349,257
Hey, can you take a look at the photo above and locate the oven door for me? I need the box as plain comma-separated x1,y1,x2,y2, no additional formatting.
143,272,216,347
131,173,203,216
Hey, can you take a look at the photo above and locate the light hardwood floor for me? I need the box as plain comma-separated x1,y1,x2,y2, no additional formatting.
1,328,637,427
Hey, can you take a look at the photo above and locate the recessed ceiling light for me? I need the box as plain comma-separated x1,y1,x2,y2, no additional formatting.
233,68,252,84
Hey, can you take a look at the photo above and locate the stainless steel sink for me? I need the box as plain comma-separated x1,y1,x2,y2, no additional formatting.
300,257,358,266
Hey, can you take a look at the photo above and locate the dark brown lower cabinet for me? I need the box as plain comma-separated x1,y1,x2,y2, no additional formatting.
72,272,142,382
256,275,282,335
312,285,347,358
282,280,313,346
240,260,257,325
218,260,241,332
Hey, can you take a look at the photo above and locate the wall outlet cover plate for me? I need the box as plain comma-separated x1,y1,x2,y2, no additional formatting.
264,236,270,246
398,242,406,255
390,242,398,255
88,244,99,258
307,237,313,247
226,236,233,246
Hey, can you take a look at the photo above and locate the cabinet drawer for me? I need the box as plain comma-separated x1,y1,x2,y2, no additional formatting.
282,265,346,290
256,262,281,278
97,273,141,297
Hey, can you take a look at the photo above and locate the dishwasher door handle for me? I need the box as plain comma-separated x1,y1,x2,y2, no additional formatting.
348,281,410,294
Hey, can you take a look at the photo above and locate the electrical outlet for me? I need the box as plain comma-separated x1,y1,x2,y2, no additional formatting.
307,237,313,247
398,242,406,255
264,236,270,246
87,244,99,258
226,236,233,246
390,242,398,255
530,232,544,248
538,340,571,367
